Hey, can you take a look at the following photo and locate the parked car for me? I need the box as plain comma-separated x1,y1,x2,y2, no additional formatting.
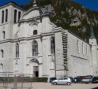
81,76,92,84
92,76,98,83
69,77,74,83
74,76,83,83
86,75,93,77
51,77,71,85
74,77,81,83
48,77,57,83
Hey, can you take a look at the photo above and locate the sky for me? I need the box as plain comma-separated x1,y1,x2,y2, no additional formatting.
0,0,98,11
0,0,31,6
72,0,98,11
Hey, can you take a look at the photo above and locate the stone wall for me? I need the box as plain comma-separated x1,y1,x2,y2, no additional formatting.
67,31,92,77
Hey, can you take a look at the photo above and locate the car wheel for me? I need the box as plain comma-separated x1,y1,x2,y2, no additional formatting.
53,82,57,85
67,82,71,86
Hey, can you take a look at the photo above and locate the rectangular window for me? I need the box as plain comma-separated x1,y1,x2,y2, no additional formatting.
18,12,21,22
82,43,83,54
2,11,4,23
1,50,4,58
86,45,88,55
5,9,8,22
16,43,19,58
14,10,17,23
77,40,79,53
3,31,5,39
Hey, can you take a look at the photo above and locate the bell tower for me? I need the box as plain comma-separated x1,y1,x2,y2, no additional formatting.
89,21,98,76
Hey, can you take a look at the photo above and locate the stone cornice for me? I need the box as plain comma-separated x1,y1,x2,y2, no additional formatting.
20,13,50,23
0,29,61,44
27,56,42,59
71,55,88,60
22,6,42,17
20,6,51,23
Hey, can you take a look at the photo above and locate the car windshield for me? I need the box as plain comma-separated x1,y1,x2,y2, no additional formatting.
93,77,98,79
64,78,68,80
58,78,64,80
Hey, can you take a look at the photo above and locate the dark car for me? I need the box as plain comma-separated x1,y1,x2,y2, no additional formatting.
49,77,57,83
74,76,85,83
74,77,81,83
92,76,98,83
74,76,93,83
69,77,74,83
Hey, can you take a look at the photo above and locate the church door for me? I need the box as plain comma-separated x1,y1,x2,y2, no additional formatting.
33,66,39,77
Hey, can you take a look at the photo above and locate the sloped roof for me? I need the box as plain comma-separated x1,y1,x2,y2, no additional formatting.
0,1,24,10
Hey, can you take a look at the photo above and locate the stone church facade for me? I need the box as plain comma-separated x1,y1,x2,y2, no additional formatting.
0,1,98,78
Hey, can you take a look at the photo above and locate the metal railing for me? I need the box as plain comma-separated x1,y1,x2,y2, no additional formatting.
0,74,33,89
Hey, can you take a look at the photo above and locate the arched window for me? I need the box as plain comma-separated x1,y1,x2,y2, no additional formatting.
33,30,37,35
32,41,38,56
16,43,19,58
18,11,21,22
14,10,17,23
51,37,55,54
1,50,4,58
2,31,5,39
0,64,3,70
5,9,8,22
2,10,4,23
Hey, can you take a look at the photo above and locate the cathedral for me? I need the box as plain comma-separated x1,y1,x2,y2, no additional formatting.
0,1,98,78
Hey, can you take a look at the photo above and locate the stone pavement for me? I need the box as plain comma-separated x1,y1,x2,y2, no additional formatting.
32,82,98,89
0,82,98,89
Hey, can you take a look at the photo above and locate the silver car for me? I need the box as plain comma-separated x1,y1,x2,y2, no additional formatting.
51,77,71,85
81,77,92,83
